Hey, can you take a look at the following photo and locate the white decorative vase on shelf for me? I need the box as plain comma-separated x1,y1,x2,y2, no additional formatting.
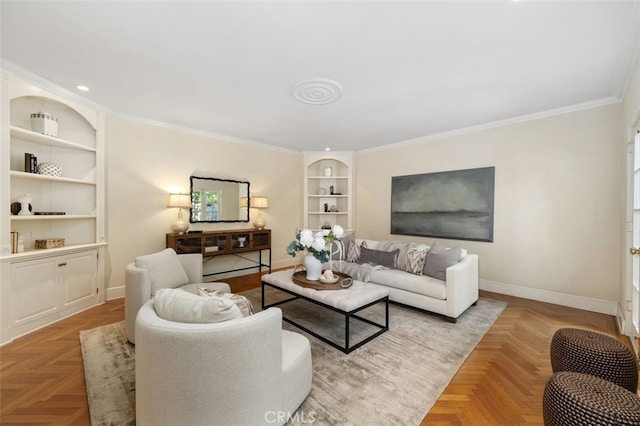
304,253,323,281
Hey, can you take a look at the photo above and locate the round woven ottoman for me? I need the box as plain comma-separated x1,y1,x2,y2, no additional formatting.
550,328,638,392
543,372,640,426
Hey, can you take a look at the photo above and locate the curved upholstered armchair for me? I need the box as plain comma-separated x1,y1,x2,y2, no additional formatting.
125,250,230,343
135,300,312,426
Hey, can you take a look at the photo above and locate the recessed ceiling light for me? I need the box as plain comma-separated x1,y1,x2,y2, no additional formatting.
291,78,343,105
76,84,90,92
325,147,331,151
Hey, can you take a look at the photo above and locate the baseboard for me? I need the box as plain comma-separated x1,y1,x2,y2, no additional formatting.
106,286,124,301
480,279,617,316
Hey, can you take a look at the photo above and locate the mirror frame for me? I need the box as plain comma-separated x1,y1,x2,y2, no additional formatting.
189,176,250,223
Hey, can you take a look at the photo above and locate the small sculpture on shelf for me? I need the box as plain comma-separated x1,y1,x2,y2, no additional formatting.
16,193,33,216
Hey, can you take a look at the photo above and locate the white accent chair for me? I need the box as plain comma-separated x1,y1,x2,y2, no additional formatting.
125,250,229,344
135,300,312,426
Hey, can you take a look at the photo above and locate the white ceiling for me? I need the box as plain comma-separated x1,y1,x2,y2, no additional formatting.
1,1,639,152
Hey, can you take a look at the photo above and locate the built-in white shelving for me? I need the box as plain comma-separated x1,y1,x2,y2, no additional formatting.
0,70,106,345
303,152,355,233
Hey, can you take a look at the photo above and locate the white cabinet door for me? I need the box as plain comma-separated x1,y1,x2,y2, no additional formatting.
8,248,98,340
61,250,98,308
11,257,58,324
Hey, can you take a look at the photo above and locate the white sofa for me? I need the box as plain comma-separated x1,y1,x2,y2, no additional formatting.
125,249,230,344
332,238,479,322
135,300,312,426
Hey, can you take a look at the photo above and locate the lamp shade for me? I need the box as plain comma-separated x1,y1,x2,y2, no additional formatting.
168,193,191,208
240,197,249,208
252,197,269,209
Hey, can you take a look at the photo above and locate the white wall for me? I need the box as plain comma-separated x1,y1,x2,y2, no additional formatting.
104,117,302,298
356,103,622,313
102,91,627,314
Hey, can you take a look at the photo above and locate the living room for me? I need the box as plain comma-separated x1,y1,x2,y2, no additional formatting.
2,1,640,424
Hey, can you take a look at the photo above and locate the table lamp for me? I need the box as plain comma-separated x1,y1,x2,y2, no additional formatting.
168,193,191,233
251,196,269,230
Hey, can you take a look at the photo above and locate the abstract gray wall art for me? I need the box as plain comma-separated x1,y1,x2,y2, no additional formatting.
391,167,495,242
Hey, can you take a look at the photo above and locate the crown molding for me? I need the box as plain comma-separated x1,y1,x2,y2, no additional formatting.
107,111,300,155
360,97,622,154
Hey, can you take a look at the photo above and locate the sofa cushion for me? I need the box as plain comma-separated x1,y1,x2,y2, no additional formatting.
154,288,242,323
359,246,399,268
423,241,462,281
368,268,447,300
135,248,190,295
198,288,254,317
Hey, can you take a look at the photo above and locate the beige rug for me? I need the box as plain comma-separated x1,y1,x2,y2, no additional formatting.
80,288,506,425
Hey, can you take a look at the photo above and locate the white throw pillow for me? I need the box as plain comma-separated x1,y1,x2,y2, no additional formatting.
135,248,189,295
154,288,242,323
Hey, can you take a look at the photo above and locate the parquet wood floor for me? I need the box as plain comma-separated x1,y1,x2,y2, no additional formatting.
0,273,631,425
421,291,632,425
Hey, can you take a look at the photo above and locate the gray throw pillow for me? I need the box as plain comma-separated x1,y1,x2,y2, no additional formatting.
423,241,462,281
359,246,399,268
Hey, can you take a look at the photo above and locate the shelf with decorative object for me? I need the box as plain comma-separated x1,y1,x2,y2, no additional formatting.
10,170,96,185
10,214,97,221
166,228,271,278
303,152,354,233
10,125,96,152
4,77,103,253
308,212,349,215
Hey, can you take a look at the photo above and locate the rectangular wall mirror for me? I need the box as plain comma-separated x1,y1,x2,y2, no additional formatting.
190,176,250,223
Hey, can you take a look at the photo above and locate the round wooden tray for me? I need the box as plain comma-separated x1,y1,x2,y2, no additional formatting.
291,270,353,290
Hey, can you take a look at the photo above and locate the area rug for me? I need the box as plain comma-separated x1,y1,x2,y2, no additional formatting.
80,288,506,425
79,321,135,426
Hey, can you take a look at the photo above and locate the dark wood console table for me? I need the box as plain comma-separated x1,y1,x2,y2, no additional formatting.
166,229,271,278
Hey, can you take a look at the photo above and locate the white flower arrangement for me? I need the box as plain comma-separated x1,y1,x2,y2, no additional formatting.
286,225,344,263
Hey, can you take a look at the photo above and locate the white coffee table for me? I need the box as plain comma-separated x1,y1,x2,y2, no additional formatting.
261,269,389,353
